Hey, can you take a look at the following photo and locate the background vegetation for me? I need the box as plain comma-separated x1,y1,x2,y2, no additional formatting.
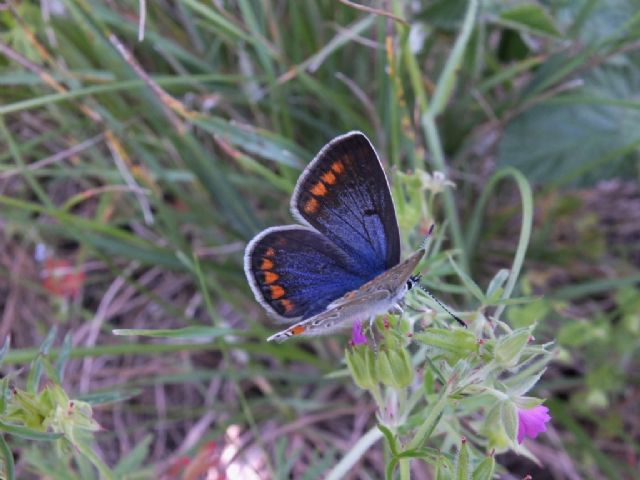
1,0,639,478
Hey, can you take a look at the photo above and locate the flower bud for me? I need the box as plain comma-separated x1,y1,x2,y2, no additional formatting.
345,345,377,391
472,454,496,480
501,400,518,445
481,402,511,450
494,327,532,368
454,437,470,480
375,346,414,389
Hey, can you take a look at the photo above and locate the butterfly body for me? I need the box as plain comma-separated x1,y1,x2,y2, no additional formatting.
265,248,424,342
244,131,422,342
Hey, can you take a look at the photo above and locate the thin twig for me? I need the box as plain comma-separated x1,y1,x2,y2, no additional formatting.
105,130,154,225
108,33,190,132
138,0,146,41
0,133,105,179
337,0,408,26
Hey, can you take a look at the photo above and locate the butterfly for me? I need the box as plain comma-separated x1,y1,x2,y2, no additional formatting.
244,131,427,342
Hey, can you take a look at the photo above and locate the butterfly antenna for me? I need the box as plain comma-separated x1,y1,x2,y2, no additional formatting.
416,283,467,328
420,223,435,250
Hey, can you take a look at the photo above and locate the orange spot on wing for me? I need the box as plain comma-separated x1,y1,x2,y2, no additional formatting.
265,247,275,257
321,171,336,185
270,285,285,299
281,299,294,313
310,181,328,196
260,258,274,270
290,325,306,335
331,160,345,174
304,197,319,214
264,271,279,284
345,291,357,300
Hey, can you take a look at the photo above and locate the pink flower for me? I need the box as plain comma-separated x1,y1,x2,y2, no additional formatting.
351,320,367,346
517,405,551,444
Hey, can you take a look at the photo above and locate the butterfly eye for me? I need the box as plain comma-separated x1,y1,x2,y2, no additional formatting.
407,274,422,290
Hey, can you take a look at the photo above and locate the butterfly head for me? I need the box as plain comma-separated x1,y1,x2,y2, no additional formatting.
406,274,422,291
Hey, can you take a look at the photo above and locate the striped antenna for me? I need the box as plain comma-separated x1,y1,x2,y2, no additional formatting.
417,224,467,327
416,284,467,328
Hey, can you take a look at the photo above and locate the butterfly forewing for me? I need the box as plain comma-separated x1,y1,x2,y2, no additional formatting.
291,132,401,277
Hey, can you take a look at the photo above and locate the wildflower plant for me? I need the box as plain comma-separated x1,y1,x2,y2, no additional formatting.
0,332,114,480
339,166,552,479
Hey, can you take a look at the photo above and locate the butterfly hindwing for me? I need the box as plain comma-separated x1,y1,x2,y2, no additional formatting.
244,226,370,322
291,132,401,278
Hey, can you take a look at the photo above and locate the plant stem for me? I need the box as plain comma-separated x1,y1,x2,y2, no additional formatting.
400,457,411,480
421,114,468,273
325,426,383,480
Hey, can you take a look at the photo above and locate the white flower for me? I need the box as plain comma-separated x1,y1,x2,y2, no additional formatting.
418,170,456,193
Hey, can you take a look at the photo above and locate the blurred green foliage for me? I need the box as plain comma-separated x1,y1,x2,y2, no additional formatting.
1,0,639,478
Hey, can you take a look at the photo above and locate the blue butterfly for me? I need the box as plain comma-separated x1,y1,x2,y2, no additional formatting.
244,131,425,342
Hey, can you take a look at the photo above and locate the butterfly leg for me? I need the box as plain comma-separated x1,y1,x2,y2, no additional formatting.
367,316,378,351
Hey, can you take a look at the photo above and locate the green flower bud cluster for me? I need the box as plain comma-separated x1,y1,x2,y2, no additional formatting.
345,336,414,392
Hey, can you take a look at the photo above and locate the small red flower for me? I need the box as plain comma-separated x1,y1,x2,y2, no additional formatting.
41,258,85,298
517,405,551,444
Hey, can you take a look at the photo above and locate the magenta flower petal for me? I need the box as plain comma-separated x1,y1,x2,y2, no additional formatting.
351,320,367,346
517,405,551,444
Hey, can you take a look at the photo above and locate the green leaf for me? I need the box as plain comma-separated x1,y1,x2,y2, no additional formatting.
428,0,479,117
54,333,72,384
0,421,63,441
0,435,15,480
485,269,509,303
113,434,153,475
502,353,552,397
112,326,237,338
378,424,398,456
500,4,560,37
494,327,532,368
455,439,470,480
415,328,477,364
447,254,485,302
418,0,468,30
0,338,10,367
78,389,143,406
507,299,551,328
498,62,640,186
407,384,451,450
27,328,57,393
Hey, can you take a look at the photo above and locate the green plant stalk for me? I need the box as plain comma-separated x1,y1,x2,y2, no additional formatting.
325,426,383,480
422,116,468,272
399,456,410,480
401,0,479,274
465,167,533,321
429,0,479,117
